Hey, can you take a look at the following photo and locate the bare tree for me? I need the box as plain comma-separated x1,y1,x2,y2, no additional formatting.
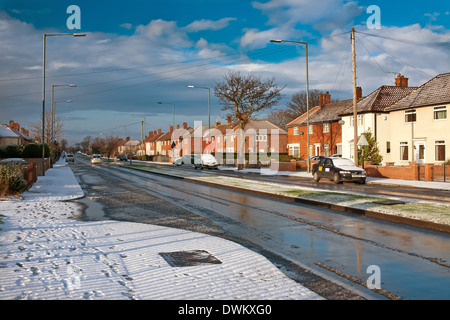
214,71,284,169
267,109,292,131
29,110,64,145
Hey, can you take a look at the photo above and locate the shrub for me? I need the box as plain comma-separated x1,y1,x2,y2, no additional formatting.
0,162,27,195
22,143,42,158
4,145,21,158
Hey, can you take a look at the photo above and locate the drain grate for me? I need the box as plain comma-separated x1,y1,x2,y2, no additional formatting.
159,250,222,267
372,200,406,205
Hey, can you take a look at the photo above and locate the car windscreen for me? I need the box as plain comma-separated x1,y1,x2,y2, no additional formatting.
332,158,358,168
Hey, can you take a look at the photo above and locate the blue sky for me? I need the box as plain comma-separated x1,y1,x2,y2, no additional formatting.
0,0,449,145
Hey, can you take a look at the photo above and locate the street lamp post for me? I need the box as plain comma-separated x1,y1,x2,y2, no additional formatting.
270,39,310,172
51,84,76,148
42,33,85,175
188,85,211,133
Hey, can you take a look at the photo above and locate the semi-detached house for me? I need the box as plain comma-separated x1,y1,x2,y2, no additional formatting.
378,72,450,165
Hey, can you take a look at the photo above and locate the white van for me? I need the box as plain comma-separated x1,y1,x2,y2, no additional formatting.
194,154,219,169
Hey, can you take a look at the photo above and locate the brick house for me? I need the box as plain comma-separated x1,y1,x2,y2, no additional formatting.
286,92,357,160
0,121,33,146
144,129,164,156
206,116,287,154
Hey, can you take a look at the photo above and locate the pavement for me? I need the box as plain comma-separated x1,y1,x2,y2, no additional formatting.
0,158,322,301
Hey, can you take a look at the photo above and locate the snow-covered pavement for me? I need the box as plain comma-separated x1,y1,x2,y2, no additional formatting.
0,159,322,300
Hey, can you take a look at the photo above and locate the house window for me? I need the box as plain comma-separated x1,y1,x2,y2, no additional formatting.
323,123,330,133
405,109,416,123
293,127,299,135
358,115,364,126
386,141,391,154
289,145,300,158
434,106,447,120
308,125,313,134
435,140,446,161
400,141,409,160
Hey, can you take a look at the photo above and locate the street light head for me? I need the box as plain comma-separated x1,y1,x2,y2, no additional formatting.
66,100,73,103
157,102,163,104
270,40,283,43
188,85,194,88
73,33,86,37
69,84,77,87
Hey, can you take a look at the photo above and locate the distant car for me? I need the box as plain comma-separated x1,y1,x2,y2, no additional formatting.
91,154,102,164
310,156,324,161
118,155,128,161
66,154,74,162
194,154,219,170
312,157,366,184
173,154,194,166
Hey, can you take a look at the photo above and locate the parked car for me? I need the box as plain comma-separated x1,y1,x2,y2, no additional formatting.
194,154,219,169
118,155,128,161
66,153,74,162
312,157,366,184
173,154,194,166
90,154,102,164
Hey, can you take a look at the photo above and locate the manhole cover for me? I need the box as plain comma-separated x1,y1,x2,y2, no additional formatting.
372,200,406,205
159,250,222,267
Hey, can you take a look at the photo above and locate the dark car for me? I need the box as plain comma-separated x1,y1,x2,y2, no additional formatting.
312,157,366,184
119,155,128,161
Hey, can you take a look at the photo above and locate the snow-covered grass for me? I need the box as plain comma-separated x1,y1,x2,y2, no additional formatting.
0,160,321,300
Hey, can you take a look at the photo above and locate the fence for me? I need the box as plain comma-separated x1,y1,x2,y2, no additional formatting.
433,163,450,182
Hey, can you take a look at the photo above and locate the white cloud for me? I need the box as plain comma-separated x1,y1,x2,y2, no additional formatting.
185,17,237,32
120,23,133,30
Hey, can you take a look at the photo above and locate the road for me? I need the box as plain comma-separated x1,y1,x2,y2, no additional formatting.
139,161,450,205
70,158,450,300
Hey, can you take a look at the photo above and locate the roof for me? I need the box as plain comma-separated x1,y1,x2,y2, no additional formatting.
339,85,417,116
213,119,287,135
286,106,321,127
0,125,19,138
387,72,450,111
144,132,164,143
123,139,141,146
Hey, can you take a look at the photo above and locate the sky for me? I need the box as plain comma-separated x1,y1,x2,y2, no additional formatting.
0,0,449,145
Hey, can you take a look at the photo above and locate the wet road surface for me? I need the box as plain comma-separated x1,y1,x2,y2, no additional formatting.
70,159,450,300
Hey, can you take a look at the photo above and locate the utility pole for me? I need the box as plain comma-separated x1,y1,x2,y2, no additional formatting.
351,27,358,165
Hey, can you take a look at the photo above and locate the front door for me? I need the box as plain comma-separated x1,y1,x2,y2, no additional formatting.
414,141,425,164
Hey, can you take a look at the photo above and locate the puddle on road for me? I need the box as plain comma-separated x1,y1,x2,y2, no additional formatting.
72,197,110,221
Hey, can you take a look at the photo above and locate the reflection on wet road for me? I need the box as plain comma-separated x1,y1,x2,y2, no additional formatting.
73,160,450,300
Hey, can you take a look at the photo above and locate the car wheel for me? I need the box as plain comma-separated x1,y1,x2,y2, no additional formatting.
359,178,366,184
333,172,341,184
313,171,320,182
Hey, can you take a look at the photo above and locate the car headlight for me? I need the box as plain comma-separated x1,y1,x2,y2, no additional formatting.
340,171,351,174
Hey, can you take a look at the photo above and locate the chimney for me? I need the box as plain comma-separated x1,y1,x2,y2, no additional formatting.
227,116,232,124
9,120,14,128
215,121,221,126
356,87,362,99
169,126,173,133
126,137,130,141
149,131,153,138
158,129,162,135
395,73,409,87
14,122,20,130
183,122,188,130
318,94,324,107
177,125,180,129
324,91,331,104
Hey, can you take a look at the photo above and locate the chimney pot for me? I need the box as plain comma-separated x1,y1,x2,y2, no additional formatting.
395,74,409,87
